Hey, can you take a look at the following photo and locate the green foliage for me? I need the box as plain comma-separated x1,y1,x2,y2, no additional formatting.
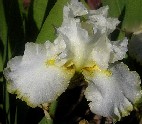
123,0,142,32
36,0,70,43
0,52,3,82
49,100,58,118
0,0,7,46
0,0,7,75
33,0,49,30
39,116,53,124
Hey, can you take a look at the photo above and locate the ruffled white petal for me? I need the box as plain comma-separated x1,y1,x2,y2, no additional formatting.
90,15,119,34
4,41,75,107
110,38,128,63
69,0,88,16
88,6,119,35
63,0,88,20
83,63,141,120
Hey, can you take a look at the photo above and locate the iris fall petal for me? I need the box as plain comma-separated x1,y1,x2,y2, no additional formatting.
83,63,141,120
4,40,75,107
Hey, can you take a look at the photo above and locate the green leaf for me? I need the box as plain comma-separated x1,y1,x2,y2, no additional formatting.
39,116,53,124
49,100,57,118
0,52,3,82
0,104,3,109
0,50,3,71
123,0,142,32
2,1,25,124
3,81,10,124
36,0,70,43
3,0,25,56
0,0,7,46
33,0,49,30
18,0,26,17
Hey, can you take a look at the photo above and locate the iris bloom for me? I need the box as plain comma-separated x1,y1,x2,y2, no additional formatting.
4,0,142,121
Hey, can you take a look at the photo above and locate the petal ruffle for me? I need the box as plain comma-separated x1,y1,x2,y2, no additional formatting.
4,41,75,107
88,6,119,35
63,0,88,20
110,38,128,63
83,63,141,120
69,0,88,16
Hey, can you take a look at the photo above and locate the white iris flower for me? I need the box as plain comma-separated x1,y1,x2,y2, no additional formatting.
3,0,142,121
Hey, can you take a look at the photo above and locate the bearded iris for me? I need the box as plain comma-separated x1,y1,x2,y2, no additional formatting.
3,0,142,121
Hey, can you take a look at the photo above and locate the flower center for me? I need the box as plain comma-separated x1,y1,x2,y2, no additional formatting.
45,59,55,66
82,64,112,76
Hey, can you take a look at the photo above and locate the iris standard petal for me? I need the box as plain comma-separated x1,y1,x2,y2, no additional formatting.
69,0,88,16
87,36,128,69
83,63,141,120
88,35,112,69
58,17,90,70
88,6,119,35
